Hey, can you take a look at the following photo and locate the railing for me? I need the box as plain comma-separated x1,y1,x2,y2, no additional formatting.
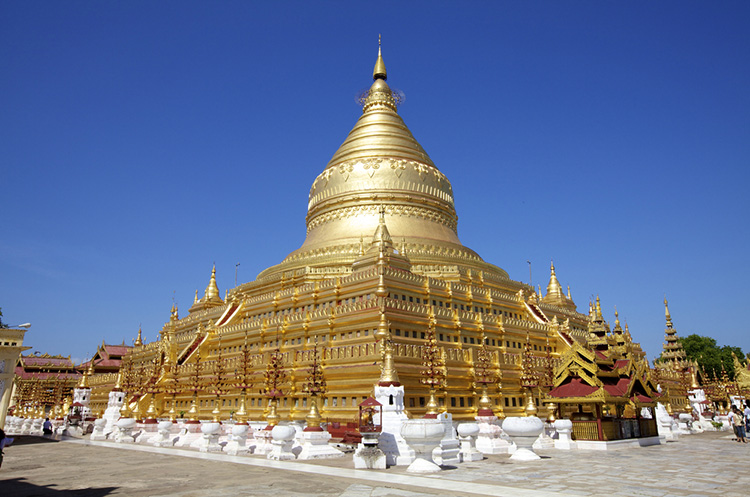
571,420,599,440
572,417,659,441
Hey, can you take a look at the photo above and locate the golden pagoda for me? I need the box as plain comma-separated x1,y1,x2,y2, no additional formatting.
654,298,693,414
104,41,603,423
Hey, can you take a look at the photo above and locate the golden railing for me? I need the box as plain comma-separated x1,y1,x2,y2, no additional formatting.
572,417,659,441
571,420,599,440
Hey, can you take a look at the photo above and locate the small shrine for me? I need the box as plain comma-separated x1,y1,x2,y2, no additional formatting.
545,299,660,445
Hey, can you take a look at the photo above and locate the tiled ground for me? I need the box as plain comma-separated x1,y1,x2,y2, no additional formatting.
0,431,745,497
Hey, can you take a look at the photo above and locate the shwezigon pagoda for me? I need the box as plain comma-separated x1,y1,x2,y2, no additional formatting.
60,43,661,425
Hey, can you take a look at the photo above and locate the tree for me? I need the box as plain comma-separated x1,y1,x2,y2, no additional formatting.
679,334,745,382
0,307,7,328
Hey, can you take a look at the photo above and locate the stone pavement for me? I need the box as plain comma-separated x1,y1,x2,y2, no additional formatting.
0,432,746,497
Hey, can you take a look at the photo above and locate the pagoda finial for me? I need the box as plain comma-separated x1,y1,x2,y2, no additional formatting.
371,205,393,248
595,296,603,320
664,296,672,326
134,325,143,346
193,290,199,304
613,306,623,334
543,260,565,304
373,34,387,81
204,264,222,302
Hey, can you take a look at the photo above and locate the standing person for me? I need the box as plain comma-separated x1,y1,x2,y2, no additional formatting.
731,407,747,443
728,407,739,440
744,402,750,433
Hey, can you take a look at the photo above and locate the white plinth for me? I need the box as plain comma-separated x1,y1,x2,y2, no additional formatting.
503,416,544,461
475,415,513,454
151,421,177,447
553,419,575,450
457,423,483,462
354,432,386,469
374,383,415,466
401,418,445,473
533,428,556,449
173,423,202,447
432,412,460,466
253,427,274,455
297,429,344,460
114,418,137,443
134,422,157,444
223,423,251,456
268,425,296,460
195,422,223,452
90,418,108,441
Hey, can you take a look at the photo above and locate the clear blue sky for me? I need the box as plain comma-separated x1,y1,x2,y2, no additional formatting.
2,2,748,364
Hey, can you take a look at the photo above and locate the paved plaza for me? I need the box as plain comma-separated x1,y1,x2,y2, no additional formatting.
0,432,747,497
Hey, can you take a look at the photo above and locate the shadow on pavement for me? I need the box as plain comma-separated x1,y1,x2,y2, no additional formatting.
7,436,61,446
0,478,117,496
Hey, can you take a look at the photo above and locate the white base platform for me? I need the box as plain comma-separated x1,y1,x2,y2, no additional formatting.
574,436,661,451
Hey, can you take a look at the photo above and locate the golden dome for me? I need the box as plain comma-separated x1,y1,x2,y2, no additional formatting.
258,43,507,281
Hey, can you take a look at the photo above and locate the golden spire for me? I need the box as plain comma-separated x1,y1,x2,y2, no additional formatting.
78,360,91,389
544,260,564,301
567,285,571,299
113,369,123,391
595,296,603,320
204,264,222,303
372,206,393,248
193,290,199,304
377,309,400,386
614,306,621,329
373,34,387,81
664,296,672,326
134,326,143,347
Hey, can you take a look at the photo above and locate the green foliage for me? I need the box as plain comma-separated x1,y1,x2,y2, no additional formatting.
679,334,745,382
0,307,7,328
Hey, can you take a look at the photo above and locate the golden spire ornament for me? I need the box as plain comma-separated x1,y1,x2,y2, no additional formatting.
473,335,497,417
262,346,288,427
302,341,326,431
520,332,539,417
207,338,227,423
185,351,204,422
373,34,386,81
420,311,446,418
232,333,254,424
144,356,163,421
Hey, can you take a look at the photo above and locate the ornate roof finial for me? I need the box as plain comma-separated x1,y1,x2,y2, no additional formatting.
193,290,199,304
134,325,143,347
613,306,622,333
567,285,572,299
595,295,603,320
543,260,565,305
204,264,222,303
664,296,672,326
371,205,393,248
373,34,387,81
